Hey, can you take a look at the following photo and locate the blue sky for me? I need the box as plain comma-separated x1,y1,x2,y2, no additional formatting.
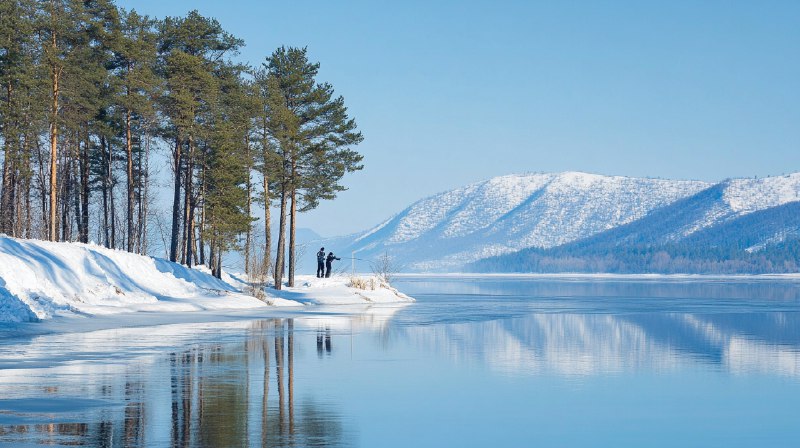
118,0,800,236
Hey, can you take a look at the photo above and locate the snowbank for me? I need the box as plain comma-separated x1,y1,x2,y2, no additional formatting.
0,236,274,323
269,275,415,305
0,237,415,324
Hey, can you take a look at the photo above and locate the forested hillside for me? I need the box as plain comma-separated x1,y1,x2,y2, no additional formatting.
469,201,800,274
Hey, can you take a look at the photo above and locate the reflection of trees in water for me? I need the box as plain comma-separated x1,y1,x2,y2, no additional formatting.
0,318,353,447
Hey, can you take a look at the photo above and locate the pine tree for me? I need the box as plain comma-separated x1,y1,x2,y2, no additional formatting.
107,8,159,251
157,10,242,264
0,0,39,237
253,68,281,278
203,63,254,278
262,47,363,288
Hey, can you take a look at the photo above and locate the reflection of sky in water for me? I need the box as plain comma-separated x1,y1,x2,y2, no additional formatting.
1,277,799,447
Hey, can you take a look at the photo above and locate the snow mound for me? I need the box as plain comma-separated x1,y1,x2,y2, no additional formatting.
0,237,270,323
268,275,415,305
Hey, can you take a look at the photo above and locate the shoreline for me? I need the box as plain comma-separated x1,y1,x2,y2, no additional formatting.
395,272,800,281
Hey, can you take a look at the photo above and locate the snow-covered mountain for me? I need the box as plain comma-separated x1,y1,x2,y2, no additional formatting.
543,172,800,251
330,172,712,271
323,171,800,272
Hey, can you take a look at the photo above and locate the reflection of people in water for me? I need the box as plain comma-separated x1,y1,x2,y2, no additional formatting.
325,327,332,353
317,327,332,356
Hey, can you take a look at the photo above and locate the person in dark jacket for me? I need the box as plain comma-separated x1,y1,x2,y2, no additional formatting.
325,252,340,278
316,247,326,278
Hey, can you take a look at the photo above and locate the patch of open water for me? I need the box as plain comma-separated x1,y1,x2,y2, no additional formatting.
0,276,799,447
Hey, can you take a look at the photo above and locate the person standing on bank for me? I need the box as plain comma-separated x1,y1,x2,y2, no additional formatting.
316,247,326,278
325,252,341,278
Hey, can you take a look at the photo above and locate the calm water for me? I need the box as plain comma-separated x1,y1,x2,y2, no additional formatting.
1,276,800,447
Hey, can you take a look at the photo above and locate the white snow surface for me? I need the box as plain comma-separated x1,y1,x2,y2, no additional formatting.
0,236,271,323
0,237,413,324
675,173,800,238
723,173,800,214
269,275,415,305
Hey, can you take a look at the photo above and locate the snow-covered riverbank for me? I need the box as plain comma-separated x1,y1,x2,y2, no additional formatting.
267,275,414,305
0,237,412,324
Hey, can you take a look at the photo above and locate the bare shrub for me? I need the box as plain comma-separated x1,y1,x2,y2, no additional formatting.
245,246,271,300
348,276,369,290
371,251,401,285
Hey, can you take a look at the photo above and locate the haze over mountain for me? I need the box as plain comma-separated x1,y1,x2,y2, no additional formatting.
318,172,800,273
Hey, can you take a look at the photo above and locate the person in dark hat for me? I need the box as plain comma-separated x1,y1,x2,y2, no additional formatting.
316,247,326,278
325,252,341,278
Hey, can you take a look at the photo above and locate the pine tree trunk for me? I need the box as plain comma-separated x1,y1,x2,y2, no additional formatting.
24,169,31,238
192,222,199,266
0,80,14,235
187,200,196,268
288,183,296,287
80,131,89,243
244,136,252,275
198,164,206,266
13,173,22,238
263,168,271,277
108,139,116,249
140,132,151,255
59,146,69,242
183,136,194,266
135,133,142,253
216,248,222,279
35,138,48,239
14,136,28,238
49,61,60,242
71,152,81,242
209,236,216,275
273,182,287,290
126,105,134,252
1,141,14,235
101,136,110,248
70,139,82,241
169,135,182,262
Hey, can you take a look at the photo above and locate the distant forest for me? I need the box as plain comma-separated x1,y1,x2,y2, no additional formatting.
469,200,800,274
469,239,800,274
0,1,363,287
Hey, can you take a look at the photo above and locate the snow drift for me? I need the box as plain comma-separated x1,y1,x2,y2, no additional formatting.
0,237,416,324
0,236,270,323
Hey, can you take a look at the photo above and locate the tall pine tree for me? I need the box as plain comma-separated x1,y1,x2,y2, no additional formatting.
262,47,363,288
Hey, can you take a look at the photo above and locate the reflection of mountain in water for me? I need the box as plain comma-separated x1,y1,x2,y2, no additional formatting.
401,312,800,378
394,277,800,377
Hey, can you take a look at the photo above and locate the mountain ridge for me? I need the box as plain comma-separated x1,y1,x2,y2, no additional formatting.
315,171,800,273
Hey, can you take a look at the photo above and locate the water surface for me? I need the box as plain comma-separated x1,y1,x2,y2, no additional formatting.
1,276,799,447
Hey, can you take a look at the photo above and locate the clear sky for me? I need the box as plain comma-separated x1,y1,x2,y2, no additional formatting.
118,0,800,236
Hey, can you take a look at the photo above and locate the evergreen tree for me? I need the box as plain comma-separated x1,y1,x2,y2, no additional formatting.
203,63,254,278
112,8,158,251
262,47,363,288
0,0,40,237
253,67,281,278
157,10,242,264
